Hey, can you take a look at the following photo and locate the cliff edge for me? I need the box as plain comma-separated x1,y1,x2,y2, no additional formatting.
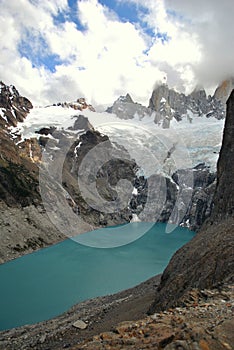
149,91,234,312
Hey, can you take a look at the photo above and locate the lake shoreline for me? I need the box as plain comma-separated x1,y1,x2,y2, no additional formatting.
0,222,194,332
0,274,161,349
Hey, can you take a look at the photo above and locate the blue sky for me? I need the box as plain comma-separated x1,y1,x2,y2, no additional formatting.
18,0,159,73
1,0,234,106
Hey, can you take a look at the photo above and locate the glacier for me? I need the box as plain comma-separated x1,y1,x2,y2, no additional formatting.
16,105,224,178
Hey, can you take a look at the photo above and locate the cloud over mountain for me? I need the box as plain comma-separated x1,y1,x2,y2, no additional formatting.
1,0,233,107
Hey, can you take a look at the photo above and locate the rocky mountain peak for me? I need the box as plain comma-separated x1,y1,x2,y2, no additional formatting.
214,77,234,104
51,97,95,112
149,83,225,126
106,81,227,127
148,83,170,111
106,93,152,119
118,93,134,103
189,85,207,101
0,81,33,128
68,114,94,132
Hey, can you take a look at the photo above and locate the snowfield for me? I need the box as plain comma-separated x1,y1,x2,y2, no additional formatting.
18,105,224,176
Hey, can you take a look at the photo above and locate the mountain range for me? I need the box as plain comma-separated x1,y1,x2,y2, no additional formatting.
0,79,233,348
106,82,225,127
0,79,231,260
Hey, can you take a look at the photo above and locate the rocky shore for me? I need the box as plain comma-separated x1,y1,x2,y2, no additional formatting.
73,283,234,350
0,277,233,350
0,275,161,349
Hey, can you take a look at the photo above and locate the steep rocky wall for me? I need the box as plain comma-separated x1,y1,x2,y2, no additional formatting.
149,90,234,312
214,78,234,103
149,83,225,123
0,81,33,127
211,90,234,219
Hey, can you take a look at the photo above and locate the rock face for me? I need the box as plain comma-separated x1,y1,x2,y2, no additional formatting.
149,84,225,127
214,78,234,104
211,90,234,219
149,90,234,312
130,163,216,231
60,128,138,227
0,146,40,208
0,83,67,263
0,81,33,127
106,93,154,120
68,114,94,131
171,163,216,231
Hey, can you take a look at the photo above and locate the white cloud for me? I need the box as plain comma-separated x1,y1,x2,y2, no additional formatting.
158,0,234,90
0,0,165,106
1,0,234,108
119,0,234,93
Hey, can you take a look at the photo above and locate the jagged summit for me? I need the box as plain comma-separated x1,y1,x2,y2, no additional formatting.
49,97,95,112
214,77,234,103
0,81,33,127
190,85,207,100
106,83,225,127
106,93,153,120
149,83,224,125
118,93,134,103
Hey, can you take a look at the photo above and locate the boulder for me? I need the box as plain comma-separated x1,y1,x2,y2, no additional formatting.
73,320,88,329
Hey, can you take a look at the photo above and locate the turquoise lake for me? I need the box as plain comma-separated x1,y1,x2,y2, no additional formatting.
0,223,195,331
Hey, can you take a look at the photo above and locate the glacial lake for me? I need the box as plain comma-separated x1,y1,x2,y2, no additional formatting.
0,223,194,331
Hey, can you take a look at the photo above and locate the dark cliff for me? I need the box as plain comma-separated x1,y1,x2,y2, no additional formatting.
0,81,33,127
149,90,234,312
211,90,234,219
0,83,40,206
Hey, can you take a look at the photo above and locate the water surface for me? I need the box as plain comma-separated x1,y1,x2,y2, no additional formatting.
0,223,194,330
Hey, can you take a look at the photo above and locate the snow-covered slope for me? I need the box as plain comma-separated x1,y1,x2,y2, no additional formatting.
16,104,224,178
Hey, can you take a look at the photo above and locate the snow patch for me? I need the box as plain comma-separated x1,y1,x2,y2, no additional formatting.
132,187,138,195
130,214,141,222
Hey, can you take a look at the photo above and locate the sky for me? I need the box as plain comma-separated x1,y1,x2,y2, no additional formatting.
0,0,234,108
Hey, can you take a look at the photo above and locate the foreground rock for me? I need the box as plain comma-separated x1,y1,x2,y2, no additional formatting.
73,284,234,350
